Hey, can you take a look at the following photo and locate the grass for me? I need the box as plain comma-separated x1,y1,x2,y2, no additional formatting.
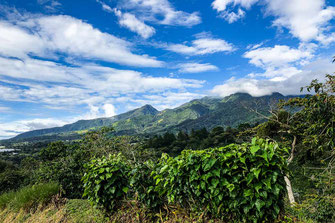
0,182,59,211
65,199,107,223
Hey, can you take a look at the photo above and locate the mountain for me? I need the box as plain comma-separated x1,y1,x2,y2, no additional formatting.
12,104,159,141
5,92,297,142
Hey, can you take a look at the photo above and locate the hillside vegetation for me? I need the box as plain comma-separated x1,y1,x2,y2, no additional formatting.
5,92,295,143
0,75,334,222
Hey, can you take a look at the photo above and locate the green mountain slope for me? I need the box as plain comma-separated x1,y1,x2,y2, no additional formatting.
6,92,297,142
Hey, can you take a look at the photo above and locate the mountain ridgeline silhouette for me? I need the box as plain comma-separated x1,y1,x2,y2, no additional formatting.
8,92,297,142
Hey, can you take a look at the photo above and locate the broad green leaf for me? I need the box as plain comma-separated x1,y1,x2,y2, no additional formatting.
250,145,261,155
122,187,129,193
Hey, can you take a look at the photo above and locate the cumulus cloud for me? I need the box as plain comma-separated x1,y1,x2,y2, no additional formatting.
0,14,162,67
244,45,312,68
265,0,335,44
0,57,204,106
211,58,335,97
96,1,156,39
0,118,68,139
212,0,258,23
167,36,234,56
178,63,219,73
243,45,314,80
113,9,156,39
212,0,259,12
212,0,335,44
103,104,117,117
223,8,246,23
118,0,201,27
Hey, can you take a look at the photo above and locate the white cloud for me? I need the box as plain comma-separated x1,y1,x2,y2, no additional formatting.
0,21,46,59
0,118,68,139
96,0,114,13
0,57,204,106
212,0,335,44
178,63,219,73
211,58,335,97
167,37,234,55
0,15,162,67
244,45,312,68
212,0,259,12
266,0,335,43
37,0,62,11
118,0,201,27
131,91,204,110
114,9,156,39
211,44,325,97
223,8,246,23
242,44,315,80
0,103,117,139
212,0,258,23
103,104,117,117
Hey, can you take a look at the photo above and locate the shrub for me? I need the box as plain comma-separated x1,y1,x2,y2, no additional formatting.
82,154,131,212
130,161,163,210
153,138,288,222
0,182,59,211
39,141,69,161
35,158,83,198
0,169,25,193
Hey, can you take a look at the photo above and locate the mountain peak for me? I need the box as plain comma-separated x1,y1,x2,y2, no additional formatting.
136,104,159,115
271,92,284,97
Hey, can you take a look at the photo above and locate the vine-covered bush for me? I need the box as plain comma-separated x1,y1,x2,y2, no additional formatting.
130,161,163,210
82,154,131,211
81,138,289,222
153,138,288,222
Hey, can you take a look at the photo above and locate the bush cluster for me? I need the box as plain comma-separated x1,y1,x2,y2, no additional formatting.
82,138,289,222
154,138,288,222
82,154,131,211
130,161,163,210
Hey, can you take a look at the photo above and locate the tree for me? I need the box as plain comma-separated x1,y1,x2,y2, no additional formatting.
255,74,335,205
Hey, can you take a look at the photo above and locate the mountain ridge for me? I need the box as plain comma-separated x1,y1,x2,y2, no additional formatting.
4,92,298,143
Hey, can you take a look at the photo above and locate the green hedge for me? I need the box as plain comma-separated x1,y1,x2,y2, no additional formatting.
82,138,288,222
154,138,288,222
130,161,163,210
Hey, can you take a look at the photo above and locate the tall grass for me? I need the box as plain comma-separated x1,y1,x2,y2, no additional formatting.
0,182,59,211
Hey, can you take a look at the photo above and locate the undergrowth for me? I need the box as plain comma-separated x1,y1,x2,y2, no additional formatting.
0,182,59,211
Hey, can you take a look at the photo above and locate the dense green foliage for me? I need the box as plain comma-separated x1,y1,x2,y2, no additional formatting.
145,124,255,155
82,154,131,211
130,162,163,210
32,142,86,198
0,160,25,193
81,138,288,222
154,138,288,222
254,75,335,222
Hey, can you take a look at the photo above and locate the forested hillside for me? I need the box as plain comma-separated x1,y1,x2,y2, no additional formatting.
6,92,297,143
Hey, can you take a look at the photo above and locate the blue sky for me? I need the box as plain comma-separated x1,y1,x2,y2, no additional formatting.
0,0,335,139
